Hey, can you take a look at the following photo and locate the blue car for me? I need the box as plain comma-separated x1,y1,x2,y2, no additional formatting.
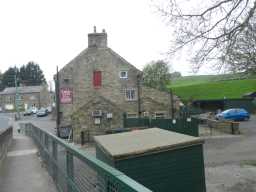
216,108,250,121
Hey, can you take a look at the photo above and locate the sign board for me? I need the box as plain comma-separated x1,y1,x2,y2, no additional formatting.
59,126,72,139
60,88,73,104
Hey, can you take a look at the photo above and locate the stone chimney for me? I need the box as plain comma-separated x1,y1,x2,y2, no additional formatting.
88,26,107,48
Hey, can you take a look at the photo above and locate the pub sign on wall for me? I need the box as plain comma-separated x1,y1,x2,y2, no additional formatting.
60,87,73,104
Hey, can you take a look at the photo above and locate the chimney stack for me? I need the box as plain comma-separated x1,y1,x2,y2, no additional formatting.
88,26,107,48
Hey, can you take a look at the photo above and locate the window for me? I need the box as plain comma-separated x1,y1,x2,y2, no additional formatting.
119,71,128,79
154,112,166,119
143,111,150,117
127,113,137,118
125,88,136,101
63,78,70,83
93,71,102,88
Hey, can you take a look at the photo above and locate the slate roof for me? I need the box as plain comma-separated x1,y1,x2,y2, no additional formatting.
0,86,43,95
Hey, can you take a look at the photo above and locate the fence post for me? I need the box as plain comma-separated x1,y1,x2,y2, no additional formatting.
81,131,85,145
52,140,58,183
67,150,74,192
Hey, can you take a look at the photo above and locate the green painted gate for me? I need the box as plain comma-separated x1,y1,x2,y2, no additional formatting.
123,116,199,137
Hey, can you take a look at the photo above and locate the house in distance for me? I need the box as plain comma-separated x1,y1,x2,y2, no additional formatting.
0,85,50,111
57,27,180,143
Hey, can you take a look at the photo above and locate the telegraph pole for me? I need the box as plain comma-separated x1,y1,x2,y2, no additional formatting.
56,66,60,137
15,70,20,120
170,88,174,119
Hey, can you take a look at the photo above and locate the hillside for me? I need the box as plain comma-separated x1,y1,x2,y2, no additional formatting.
171,73,256,88
170,79,256,101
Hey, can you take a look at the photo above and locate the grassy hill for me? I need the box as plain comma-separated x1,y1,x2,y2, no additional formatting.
169,76,256,101
170,73,256,88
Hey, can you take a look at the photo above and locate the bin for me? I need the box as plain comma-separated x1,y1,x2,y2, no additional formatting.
95,128,206,192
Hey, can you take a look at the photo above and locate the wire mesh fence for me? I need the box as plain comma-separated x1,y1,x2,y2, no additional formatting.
23,123,152,192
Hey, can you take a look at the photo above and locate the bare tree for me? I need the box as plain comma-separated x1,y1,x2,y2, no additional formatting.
156,0,256,72
221,21,256,73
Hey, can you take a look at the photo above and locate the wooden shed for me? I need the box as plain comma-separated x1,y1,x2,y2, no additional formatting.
94,128,206,192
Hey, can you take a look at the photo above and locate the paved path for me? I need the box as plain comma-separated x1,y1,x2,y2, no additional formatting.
0,119,58,192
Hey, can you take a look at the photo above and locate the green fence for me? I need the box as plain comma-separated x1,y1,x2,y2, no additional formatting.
124,117,199,137
22,123,152,192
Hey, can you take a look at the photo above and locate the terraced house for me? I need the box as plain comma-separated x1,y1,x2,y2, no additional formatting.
0,85,50,111
57,27,180,143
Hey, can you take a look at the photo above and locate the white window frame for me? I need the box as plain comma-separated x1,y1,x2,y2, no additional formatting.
154,112,166,119
125,88,136,101
127,113,138,118
119,71,128,79
143,111,150,117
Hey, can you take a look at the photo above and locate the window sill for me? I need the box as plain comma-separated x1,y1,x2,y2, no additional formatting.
125,99,137,102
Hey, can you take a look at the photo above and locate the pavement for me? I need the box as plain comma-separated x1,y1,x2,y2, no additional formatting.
0,114,58,192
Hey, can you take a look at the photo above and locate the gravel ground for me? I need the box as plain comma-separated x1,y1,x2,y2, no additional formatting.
206,165,256,192
204,115,256,192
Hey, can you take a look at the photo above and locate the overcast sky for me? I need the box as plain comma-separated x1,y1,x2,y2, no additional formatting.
0,0,214,82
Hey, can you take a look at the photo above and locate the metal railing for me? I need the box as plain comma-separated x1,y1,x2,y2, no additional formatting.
0,126,13,166
23,123,152,192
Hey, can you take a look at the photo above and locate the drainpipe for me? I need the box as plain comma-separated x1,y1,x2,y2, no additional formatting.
137,74,142,118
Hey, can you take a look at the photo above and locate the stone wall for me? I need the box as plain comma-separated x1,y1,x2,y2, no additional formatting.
207,119,240,134
71,96,123,143
0,127,12,167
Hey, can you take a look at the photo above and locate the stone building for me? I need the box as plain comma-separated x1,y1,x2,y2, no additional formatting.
57,27,180,143
0,85,50,111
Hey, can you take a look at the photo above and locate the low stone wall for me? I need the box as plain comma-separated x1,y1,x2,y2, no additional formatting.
207,119,240,134
0,127,13,167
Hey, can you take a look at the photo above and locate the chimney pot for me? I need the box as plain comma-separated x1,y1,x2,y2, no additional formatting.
88,27,107,48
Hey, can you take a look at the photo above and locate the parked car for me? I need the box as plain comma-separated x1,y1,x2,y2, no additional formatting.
31,107,38,114
23,108,33,116
46,106,52,113
36,108,48,117
216,108,250,121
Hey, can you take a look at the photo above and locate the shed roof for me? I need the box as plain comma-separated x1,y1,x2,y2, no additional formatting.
94,128,204,160
0,86,43,95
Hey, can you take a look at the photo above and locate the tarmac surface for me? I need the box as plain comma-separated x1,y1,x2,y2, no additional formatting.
0,114,58,192
203,115,256,192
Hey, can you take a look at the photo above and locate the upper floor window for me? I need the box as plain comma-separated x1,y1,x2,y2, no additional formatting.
93,71,102,88
119,71,128,79
125,88,136,101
